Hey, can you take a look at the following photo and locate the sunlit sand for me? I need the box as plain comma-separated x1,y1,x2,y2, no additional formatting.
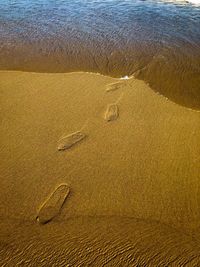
0,71,199,265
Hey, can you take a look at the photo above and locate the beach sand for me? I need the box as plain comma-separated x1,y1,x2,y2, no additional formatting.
0,71,200,266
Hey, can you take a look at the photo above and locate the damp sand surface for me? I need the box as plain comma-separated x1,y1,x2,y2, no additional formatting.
0,71,200,266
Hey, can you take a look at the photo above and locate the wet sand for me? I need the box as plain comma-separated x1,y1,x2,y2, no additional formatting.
1,45,200,110
0,71,199,266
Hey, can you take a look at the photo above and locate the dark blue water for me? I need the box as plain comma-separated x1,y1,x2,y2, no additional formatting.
0,0,200,108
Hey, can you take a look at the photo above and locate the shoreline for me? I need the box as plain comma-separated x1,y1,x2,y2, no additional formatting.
0,69,199,112
1,58,200,110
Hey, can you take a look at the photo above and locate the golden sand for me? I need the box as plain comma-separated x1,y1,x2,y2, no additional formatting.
0,71,200,266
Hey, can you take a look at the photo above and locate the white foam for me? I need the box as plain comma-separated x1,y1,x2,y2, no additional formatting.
186,0,200,4
120,75,130,80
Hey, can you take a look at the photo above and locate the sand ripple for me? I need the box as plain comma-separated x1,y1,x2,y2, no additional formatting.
1,216,200,266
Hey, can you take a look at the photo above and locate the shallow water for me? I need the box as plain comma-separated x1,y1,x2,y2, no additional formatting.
0,0,200,108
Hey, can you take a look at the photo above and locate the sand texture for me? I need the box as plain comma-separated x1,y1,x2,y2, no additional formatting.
0,71,200,266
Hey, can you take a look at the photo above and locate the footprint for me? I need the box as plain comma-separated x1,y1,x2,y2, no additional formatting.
36,184,70,224
58,131,86,151
106,82,123,92
104,103,119,122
